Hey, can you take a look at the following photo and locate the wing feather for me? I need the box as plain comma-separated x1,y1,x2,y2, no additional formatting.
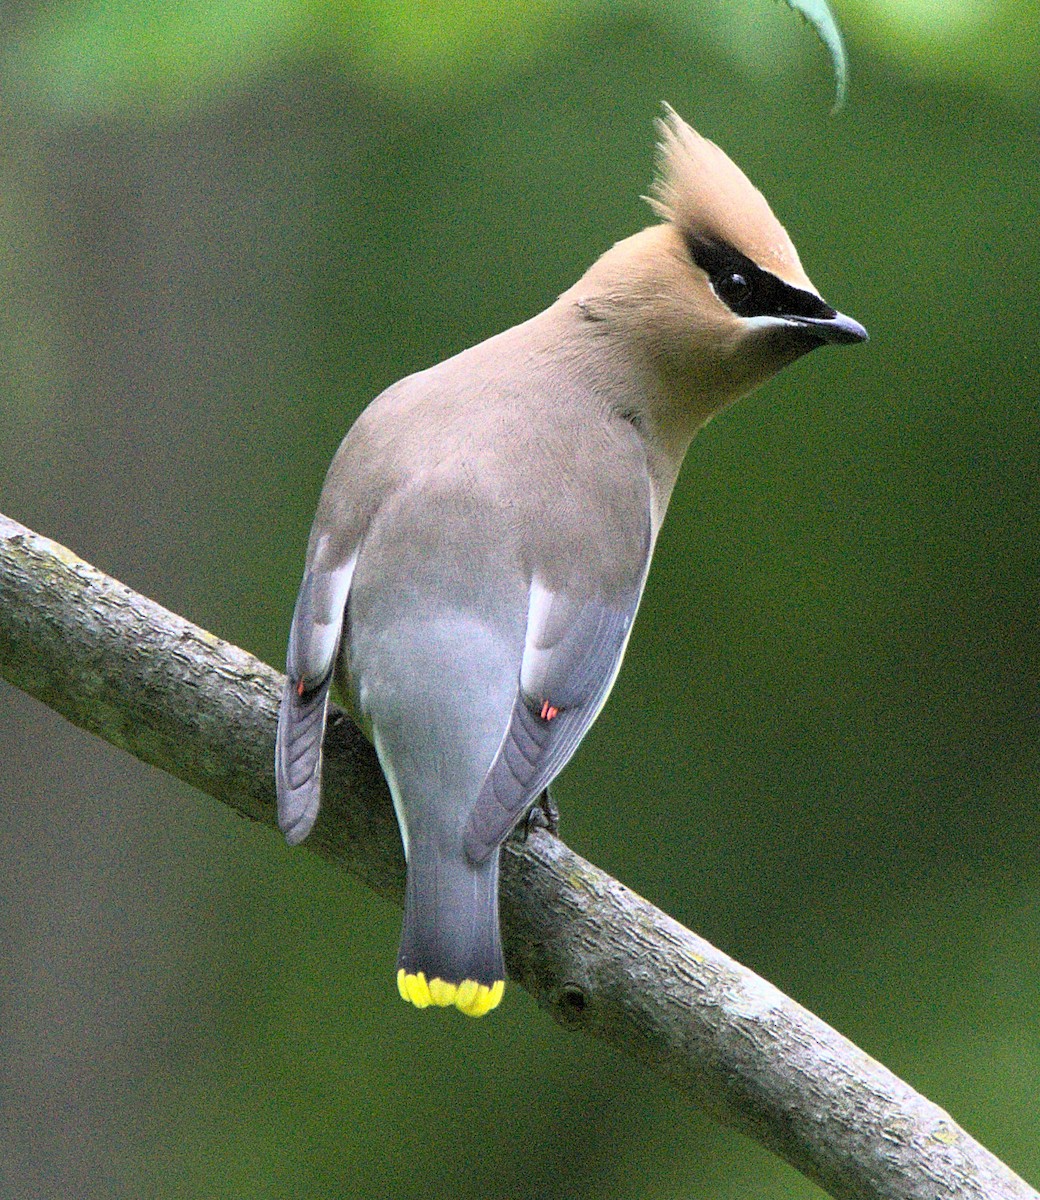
274,546,357,844
464,555,650,865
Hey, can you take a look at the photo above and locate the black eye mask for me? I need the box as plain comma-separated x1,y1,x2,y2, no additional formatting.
684,234,838,323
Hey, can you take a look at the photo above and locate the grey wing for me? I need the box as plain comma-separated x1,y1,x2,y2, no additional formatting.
463,566,649,866
275,543,357,845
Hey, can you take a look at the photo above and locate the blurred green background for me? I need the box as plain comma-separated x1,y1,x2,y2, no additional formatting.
2,1,1039,1196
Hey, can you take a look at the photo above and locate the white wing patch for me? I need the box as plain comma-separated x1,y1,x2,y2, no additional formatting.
288,541,358,688
276,541,359,846
463,571,649,864
518,577,561,701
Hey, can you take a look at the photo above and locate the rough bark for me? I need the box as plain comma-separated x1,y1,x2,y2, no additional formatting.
1,510,1035,1200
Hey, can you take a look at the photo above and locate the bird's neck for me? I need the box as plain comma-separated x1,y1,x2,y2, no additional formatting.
526,296,729,539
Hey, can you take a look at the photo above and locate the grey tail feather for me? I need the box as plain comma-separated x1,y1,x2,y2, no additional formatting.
275,672,332,845
397,848,505,987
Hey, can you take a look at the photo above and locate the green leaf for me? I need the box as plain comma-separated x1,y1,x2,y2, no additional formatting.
4,0,851,116
780,0,849,110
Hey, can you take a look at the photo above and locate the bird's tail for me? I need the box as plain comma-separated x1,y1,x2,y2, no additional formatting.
396,847,505,1018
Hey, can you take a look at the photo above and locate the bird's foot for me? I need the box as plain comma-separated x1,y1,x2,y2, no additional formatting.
523,786,560,840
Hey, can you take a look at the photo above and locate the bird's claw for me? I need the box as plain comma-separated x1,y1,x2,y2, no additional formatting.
523,786,560,840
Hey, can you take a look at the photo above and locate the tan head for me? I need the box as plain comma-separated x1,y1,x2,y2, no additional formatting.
565,105,866,433
646,104,812,290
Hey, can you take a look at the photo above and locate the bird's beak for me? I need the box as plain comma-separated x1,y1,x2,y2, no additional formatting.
787,308,869,345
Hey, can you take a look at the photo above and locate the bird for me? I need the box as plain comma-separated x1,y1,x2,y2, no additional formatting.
275,105,867,1017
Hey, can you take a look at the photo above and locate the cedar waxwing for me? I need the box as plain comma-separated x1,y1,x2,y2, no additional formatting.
275,106,867,1017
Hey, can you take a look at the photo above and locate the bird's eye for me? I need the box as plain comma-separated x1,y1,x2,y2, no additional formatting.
714,271,753,308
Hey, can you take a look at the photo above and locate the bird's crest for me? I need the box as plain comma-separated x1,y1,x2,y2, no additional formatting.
646,104,810,288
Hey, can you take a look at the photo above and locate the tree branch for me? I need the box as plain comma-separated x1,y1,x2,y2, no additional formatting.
1,509,1034,1200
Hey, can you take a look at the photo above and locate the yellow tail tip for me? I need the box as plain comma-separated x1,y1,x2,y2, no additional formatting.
396,969,505,1017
